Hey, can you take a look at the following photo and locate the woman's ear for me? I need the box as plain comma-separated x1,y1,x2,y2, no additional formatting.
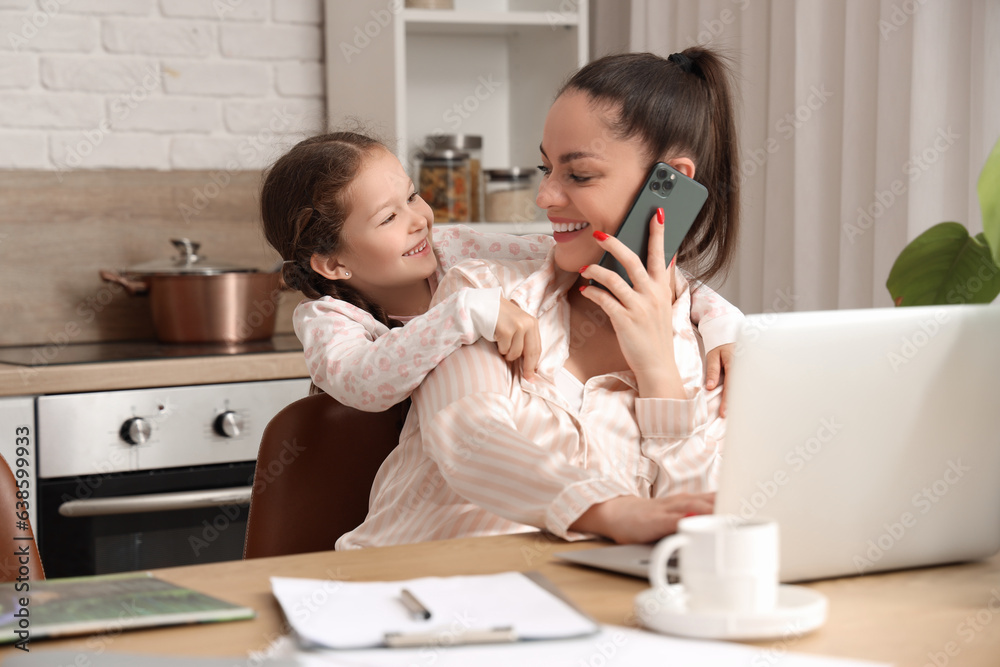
310,253,350,281
666,157,696,181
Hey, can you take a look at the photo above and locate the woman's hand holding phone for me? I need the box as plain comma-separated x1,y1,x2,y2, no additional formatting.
579,208,687,400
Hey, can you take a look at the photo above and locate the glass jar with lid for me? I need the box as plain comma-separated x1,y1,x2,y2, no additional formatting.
484,167,537,223
426,135,483,221
418,148,471,223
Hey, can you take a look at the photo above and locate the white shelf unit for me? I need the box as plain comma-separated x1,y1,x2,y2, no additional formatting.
324,0,588,226
403,8,582,32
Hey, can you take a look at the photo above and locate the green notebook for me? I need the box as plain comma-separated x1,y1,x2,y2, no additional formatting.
0,572,254,646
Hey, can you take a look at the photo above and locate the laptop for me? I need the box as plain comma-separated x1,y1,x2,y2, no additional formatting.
556,304,1000,582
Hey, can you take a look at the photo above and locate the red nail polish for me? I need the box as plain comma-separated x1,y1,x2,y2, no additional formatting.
579,285,587,292
592,230,610,241
669,254,676,268
579,265,588,273
683,512,698,518
656,207,664,225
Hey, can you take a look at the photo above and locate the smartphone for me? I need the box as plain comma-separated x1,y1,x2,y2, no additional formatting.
591,162,708,290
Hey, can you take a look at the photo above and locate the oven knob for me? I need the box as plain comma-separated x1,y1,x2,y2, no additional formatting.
120,417,152,445
213,411,244,438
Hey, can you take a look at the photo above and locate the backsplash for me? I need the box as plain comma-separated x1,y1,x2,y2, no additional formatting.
0,169,303,347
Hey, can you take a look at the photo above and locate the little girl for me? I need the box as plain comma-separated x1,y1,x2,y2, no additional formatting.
260,132,743,412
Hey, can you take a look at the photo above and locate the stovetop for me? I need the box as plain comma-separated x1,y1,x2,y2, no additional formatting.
0,333,303,367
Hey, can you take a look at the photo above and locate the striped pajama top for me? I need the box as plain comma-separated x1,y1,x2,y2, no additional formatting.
337,250,726,549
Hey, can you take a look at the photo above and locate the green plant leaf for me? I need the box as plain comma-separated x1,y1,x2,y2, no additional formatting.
886,222,1000,305
979,136,1000,266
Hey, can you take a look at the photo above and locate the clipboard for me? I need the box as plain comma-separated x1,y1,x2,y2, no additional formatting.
270,571,599,649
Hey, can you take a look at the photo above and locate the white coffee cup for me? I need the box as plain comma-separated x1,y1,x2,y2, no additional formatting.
649,514,779,614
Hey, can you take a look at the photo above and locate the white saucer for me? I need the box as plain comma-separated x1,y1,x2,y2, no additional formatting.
635,584,828,640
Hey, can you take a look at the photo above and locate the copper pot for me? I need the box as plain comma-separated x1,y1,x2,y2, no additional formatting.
101,239,281,344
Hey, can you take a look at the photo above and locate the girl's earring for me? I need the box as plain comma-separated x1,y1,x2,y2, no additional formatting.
344,271,350,278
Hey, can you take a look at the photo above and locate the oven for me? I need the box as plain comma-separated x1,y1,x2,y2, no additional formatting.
34,378,309,578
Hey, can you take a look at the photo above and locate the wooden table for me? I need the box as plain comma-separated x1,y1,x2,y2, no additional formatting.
4,533,999,665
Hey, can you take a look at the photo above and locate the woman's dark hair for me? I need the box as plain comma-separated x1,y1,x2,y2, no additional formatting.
260,131,399,328
559,48,740,285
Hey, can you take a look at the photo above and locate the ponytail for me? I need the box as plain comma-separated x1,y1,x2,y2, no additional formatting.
680,48,740,286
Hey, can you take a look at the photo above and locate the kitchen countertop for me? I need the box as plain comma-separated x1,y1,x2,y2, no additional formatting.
0,349,308,397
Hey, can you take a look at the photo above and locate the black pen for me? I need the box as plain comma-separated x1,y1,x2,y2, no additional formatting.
399,588,431,620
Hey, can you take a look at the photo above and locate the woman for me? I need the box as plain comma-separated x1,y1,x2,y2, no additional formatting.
338,48,739,548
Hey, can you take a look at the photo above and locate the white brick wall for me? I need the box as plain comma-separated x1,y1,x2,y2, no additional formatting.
161,60,270,97
0,93,103,128
161,0,269,22
273,0,323,25
40,57,160,92
0,52,34,87
0,0,324,170
0,15,99,51
64,0,154,16
0,132,45,168
51,131,170,170
103,20,216,57
275,61,323,97
220,23,321,60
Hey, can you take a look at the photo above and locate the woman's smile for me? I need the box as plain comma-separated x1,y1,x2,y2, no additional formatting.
549,216,591,242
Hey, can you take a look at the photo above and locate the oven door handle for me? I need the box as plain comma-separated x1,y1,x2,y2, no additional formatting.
57,486,253,517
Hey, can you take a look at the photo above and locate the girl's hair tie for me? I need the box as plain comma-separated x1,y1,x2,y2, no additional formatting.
668,52,695,74
280,258,306,293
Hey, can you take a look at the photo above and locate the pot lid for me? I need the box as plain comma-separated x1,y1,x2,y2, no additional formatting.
126,239,260,275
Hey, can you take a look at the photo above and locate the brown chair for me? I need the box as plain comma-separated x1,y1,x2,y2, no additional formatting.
0,453,44,581
243,393,408,559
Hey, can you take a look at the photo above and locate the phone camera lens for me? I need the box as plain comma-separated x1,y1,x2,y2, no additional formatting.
650,181,660,191
656,169,668,179
662,180,674,191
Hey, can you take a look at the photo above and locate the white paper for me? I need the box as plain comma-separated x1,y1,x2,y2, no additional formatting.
277,625,892,667
270,571,598,649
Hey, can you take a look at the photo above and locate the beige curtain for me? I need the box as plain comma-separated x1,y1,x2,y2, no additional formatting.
596,0,1000,313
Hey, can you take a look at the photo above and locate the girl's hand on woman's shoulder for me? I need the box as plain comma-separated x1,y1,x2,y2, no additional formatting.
495,298,541,381
578,208,686,398
705,342,735,417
